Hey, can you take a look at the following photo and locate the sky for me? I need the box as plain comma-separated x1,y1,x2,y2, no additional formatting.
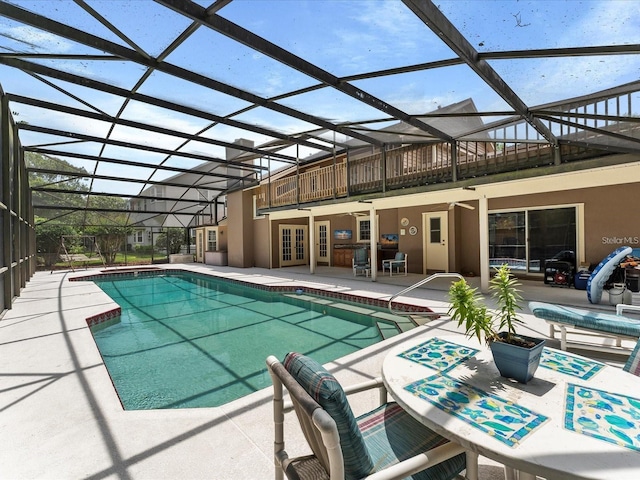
0,0,638,196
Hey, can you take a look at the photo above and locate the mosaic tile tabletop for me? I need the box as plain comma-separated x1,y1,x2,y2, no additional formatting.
397,337,479,373
405,374,548,447
565,383,640,451
539,348,605,380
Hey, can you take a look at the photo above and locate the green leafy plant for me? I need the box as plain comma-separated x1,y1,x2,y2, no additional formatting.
448,264,528,346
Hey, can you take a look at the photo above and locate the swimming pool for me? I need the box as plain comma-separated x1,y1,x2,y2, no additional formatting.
90,271,409,410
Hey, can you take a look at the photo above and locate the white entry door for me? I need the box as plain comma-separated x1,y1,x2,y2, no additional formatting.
314,220,330,265
423,211,449,272
279,225,308,267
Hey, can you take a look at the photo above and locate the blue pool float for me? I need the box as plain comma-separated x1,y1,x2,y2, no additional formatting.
587,246,633,304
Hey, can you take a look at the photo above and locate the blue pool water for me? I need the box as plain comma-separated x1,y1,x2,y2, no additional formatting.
91,272,391,410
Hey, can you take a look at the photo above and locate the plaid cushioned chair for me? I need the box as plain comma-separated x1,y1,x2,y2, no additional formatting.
266,352,476,480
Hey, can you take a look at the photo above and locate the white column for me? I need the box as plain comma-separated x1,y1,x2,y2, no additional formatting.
479,195,490,293
308,212,315,274
370,204,377,281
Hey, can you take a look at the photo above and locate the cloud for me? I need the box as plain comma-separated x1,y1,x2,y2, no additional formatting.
0,24,73,53
494,0,640,105
313,0,442,74
561,0,639,47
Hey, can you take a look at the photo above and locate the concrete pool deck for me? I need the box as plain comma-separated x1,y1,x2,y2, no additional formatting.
1,264,637,479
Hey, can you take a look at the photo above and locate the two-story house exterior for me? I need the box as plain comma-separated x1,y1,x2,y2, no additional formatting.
128,139,255,260
222,91,640,291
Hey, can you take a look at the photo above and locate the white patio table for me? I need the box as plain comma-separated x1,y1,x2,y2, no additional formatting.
382,334,640,480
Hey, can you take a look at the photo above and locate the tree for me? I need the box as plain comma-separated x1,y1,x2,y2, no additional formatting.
26,151,89,220
35,220,77,267
84,197,133,264
85,222,130,265
156,228,185,255
27,152,140,267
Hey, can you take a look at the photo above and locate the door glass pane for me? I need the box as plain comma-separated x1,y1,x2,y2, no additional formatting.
282,229,291,261
528,208,576,273
319,225,327,257
489,212,526,271
295,228,305,260
429,217,441,244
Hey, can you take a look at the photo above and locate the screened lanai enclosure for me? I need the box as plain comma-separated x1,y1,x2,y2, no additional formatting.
1,0,639,314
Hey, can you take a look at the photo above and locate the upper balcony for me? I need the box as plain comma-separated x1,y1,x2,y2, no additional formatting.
256,87,640,212
255,137,628,211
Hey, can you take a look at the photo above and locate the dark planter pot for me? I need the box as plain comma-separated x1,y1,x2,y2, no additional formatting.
489,333,545,383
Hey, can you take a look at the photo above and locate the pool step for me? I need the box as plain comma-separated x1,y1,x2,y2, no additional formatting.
287,292,420,340
376,321,401,339
376,316,418,339
395,316,417,332
409,313,441,325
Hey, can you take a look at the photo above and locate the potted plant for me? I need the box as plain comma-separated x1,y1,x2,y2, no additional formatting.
448,264,545,383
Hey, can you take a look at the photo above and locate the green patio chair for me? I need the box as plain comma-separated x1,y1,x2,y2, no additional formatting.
382,252,407,276
352,248,370,277
266,352,475,480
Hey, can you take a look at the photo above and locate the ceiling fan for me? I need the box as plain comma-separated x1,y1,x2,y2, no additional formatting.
449,202,475,210
338,212,368,217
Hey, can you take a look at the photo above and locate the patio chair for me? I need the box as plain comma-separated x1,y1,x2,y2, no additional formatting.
382,252,407,276
623,338,640,376
352,248,370,277
266,352,475,480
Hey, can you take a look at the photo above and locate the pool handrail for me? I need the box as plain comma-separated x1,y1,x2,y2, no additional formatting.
388,272,464,318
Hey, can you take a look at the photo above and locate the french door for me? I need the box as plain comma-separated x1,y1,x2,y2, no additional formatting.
279,225,308,267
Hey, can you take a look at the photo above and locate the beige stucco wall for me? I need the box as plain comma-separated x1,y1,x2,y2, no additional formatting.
217,225,228,251
227,189,255,268
253,216,270,268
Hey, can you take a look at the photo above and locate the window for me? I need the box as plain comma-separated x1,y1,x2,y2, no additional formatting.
134,230,144,243
429,217,442,244
207,229,217,251
357,217,371,243
489,207,576,273
150,186,164,203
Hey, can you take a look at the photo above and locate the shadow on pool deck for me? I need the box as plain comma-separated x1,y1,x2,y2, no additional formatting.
0,264,636,479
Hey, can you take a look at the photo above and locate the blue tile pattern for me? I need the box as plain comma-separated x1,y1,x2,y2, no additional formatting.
405,374,548,447
565,383,640,451
539,348,605,380
397,337,479,373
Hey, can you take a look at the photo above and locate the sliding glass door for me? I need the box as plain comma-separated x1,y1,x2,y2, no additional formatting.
489,207,576,274
527,207,576,272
